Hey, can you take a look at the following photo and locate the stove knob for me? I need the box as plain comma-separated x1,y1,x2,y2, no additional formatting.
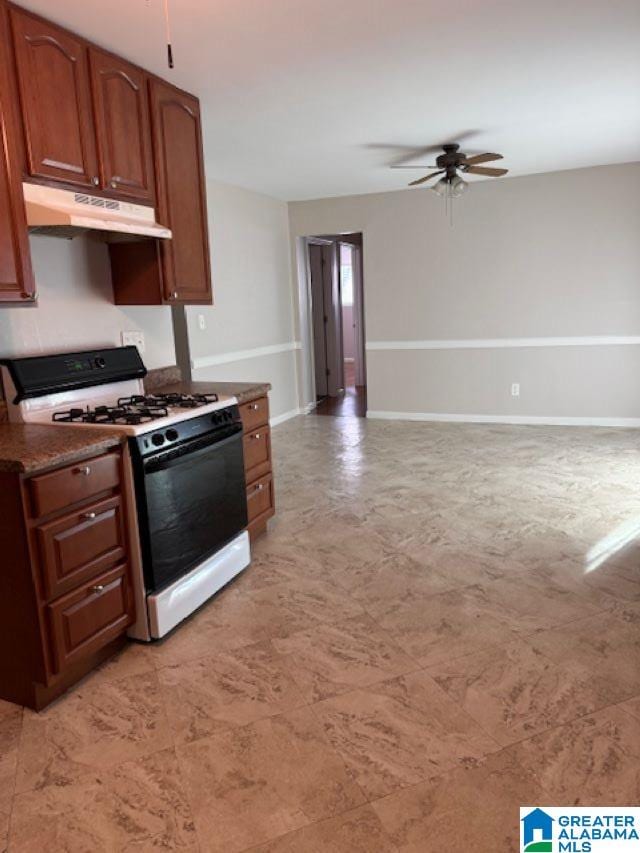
95,356,106,369
151,433,165,447
212,412,222,425
166,428,179,442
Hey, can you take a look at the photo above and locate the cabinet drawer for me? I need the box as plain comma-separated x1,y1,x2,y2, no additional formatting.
46,564,133,674
246,473,275,525
36,495,127,600
243,427,271,482
239,396,269,433
29,452,120,518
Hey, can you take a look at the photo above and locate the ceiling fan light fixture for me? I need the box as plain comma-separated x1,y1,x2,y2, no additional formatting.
431,177,448,197
450,174,468,197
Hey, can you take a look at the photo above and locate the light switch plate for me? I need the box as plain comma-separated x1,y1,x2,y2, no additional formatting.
198,314,206,331
121,330,146,353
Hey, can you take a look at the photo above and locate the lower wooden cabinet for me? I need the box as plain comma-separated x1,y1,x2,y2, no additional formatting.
0,446,135,709
239,394,275,539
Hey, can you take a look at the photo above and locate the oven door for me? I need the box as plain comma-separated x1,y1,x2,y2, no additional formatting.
137,425,248,593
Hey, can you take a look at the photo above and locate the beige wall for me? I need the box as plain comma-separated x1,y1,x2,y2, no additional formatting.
183,180,299,420
289,163,640,424
0,235,175,368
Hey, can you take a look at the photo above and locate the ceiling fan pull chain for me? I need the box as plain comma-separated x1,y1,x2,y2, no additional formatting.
164,0,174,68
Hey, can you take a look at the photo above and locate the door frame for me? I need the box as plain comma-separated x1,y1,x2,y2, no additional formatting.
351,242,366,387
338,240,366,388
296,233,365,411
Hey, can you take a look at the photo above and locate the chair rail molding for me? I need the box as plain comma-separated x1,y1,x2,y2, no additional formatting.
192,341,301,370
366,335,640,351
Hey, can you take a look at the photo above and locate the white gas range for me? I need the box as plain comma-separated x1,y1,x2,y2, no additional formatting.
0,346,251,641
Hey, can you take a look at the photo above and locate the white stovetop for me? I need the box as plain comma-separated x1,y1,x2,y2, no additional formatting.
5,376,238,436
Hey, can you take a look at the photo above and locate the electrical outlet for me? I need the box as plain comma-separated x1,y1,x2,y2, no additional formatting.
198,313,206,331
121,330,145,353
511,382,520,397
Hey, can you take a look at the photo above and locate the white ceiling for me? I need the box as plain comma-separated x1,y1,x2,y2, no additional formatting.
17,0,640,200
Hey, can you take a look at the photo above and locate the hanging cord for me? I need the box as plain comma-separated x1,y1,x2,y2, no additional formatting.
163,0,174,69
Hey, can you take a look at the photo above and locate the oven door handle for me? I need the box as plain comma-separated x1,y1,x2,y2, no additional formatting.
143,426,242,473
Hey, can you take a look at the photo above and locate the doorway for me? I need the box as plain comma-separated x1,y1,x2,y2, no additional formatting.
305,233,366,418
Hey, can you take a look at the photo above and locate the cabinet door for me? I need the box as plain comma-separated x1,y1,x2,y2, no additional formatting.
10,7,98,189
149,79,212,304
0,1,34,302
46,563,133,674
89,48,154,202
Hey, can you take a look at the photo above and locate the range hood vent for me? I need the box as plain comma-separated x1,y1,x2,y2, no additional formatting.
23,183,172,241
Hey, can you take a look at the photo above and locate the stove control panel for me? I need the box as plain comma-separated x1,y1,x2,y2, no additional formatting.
135,404,242,459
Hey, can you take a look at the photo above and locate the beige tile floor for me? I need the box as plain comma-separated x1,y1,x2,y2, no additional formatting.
2,416,640,851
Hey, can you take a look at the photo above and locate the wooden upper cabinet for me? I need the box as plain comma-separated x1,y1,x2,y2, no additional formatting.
89,48,154,203
9,6,98,189
0,0,34,303
150,79,212,304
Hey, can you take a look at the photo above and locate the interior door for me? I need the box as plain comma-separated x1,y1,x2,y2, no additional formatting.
0,0,35,303
149,79,212,304
10,7,98,188
309,241,343,398
309,243,328,398
89,48,155,202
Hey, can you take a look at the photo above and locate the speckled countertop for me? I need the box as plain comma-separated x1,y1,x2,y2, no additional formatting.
147,379,272,405
0,423,123,474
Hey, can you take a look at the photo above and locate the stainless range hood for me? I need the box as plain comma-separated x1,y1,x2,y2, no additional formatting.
23,182,172,241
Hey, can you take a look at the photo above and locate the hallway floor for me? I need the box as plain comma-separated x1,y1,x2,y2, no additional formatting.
2,416,640,851
314,383,367,418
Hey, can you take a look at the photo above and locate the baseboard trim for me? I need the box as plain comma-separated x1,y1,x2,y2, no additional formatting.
270,408,303,426
192,342,301,370
366,410,640,428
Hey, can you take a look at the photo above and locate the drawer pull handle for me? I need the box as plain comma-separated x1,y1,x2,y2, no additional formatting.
255,483,264,492
91,584,105,594
249,404,259,411
74,466,91,476
82,512,97,520
252,433,261,440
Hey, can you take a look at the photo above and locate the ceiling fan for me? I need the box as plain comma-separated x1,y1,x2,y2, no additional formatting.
393,143,509,198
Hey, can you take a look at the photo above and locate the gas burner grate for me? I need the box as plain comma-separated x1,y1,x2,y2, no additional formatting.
52,404,170,425
117,392,219,409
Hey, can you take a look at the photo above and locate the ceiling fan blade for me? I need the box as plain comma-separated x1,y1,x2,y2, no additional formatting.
465,166,509,177
463,153,503,166
408,171,444,186
391,164,438,169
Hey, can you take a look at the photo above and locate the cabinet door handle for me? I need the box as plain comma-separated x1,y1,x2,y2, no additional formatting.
110,180,117,188
90,584,105,594
91,176,99,186
74,466,91,476
82,511,97,520
255,483,264,492
252,433,261,440
249,404,259,411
